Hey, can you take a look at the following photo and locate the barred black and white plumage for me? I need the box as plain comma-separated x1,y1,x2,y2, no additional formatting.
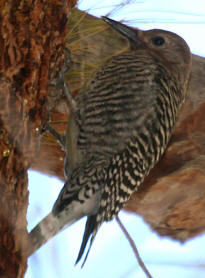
28,17,191,265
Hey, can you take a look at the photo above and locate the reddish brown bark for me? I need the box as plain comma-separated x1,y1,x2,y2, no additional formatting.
0,0,76,277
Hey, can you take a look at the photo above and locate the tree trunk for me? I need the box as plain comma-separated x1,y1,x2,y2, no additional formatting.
0,1,76,277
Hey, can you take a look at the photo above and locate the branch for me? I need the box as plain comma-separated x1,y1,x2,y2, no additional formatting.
116,215,153,278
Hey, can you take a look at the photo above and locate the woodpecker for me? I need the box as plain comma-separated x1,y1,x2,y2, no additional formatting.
28,17,192,266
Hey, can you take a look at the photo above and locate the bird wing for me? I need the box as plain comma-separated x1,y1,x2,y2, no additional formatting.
70,52,166,264
75,52,159,158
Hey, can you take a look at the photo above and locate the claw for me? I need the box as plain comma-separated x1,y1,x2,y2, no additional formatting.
55,47,77,111
45,123,66,150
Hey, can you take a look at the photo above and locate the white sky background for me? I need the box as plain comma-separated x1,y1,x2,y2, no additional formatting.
26,1,205,277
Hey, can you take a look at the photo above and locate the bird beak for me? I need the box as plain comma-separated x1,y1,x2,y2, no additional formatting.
102,16,139,43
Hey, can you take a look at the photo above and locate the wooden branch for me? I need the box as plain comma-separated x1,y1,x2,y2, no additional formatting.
116,215,153,278
0,0,76,277
31,9,205,244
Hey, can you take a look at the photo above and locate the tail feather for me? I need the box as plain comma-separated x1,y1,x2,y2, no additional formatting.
75,215,98,266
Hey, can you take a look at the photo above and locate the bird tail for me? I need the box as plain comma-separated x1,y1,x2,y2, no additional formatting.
27,212,75,257
75,215,97,267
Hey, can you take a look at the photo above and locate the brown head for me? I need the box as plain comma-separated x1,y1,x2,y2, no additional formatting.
103,16,192,93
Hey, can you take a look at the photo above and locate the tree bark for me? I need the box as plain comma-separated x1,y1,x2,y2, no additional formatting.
31,9,205,245
0,1,76,277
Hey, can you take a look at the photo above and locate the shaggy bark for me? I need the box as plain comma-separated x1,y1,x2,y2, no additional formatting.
0,1,75,277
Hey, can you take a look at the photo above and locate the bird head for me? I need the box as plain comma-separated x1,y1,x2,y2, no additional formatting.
102,16,192,91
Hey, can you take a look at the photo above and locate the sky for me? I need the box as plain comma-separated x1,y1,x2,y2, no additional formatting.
26,1,205,277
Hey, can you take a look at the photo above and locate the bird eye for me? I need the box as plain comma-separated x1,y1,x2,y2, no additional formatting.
151,36,165,46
